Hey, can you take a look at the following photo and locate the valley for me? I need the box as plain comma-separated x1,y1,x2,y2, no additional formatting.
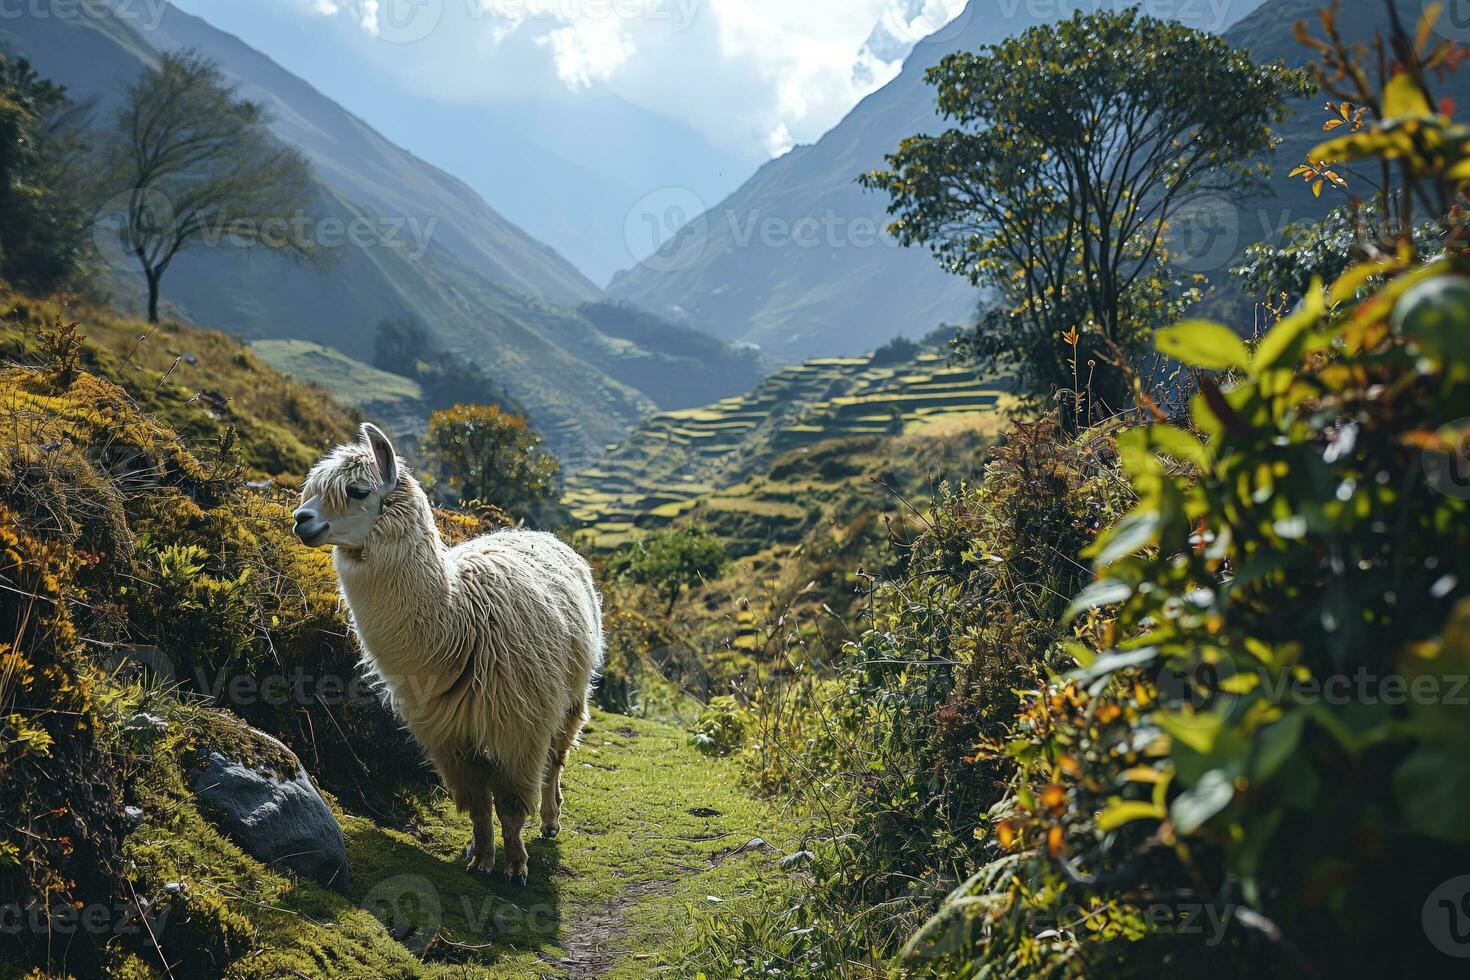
6,1,1468,978
563,345,1014,548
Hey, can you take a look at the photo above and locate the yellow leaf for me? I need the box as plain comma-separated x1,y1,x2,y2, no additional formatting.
1097,799,1165,831
1323,117,1344,131
1419,5,1441,53
1122,766,1166,783
1312,179,1324,197
1383,72,1434,120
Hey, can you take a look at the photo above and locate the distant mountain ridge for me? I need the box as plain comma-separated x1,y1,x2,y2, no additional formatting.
0,1,761,463
607,0,1273,361
144,5,600,308
164,0,760,288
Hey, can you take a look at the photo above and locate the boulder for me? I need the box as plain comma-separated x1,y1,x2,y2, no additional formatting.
190,725,348,890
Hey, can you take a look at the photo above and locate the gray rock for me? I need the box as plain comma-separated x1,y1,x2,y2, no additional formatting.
190,731,348,890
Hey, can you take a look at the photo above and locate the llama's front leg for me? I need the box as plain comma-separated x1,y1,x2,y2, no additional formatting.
434,747,497,874
494,788,533,887
465,807,496,874
539,759,564,839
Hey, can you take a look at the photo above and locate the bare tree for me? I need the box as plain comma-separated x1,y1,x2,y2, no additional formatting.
98,51,325,322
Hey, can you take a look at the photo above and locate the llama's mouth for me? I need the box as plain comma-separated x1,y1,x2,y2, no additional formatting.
294,521,330,547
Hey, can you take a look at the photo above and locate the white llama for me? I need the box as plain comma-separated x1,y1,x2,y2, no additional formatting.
292,423,603,885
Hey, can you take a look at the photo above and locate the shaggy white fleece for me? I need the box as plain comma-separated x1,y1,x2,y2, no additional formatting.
297,425,603,882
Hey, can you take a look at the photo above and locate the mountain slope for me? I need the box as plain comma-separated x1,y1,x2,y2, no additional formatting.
562,345,1013,547
166,0,758,288
142,4,601,307
1217,0,1470,247
607,0,1271,361
0,3,671,460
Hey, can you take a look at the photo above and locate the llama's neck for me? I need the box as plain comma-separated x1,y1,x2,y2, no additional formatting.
333,481,455,704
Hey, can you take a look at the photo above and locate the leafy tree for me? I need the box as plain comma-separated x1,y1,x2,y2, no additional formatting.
0,56,93,292
862,9,1305,410
97,51,324,322
1233,197,1439,302
422,404,558,517
608,526,727,615
869,335,920,366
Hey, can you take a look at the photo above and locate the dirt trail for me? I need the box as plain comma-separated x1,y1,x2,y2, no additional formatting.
548,880,670,978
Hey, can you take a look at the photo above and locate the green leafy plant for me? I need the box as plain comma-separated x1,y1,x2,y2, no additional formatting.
908,9,1470,976
608,525,728,615
862,8,1306,411
422,402,560,518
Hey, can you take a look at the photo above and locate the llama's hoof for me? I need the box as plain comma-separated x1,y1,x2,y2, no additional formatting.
503,860,529,887
464,839,494,874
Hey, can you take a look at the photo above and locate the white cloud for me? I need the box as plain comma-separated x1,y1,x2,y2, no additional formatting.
766,122,793,157
536,16,638,89
244,0,967,158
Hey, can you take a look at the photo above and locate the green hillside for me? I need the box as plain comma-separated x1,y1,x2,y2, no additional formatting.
563,348,1013,546
0,3,666,464
251,339,430,442
0,289,354,477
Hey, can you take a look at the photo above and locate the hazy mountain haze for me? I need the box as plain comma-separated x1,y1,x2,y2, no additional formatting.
160,0,972,284
605,0,1275,359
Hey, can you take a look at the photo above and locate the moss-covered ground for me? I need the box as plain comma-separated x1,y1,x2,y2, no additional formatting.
130,708,794,979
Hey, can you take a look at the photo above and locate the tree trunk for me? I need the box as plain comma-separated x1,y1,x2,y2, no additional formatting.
146,270,161,324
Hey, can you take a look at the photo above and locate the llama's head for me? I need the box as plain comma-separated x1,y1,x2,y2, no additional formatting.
294,423,402,549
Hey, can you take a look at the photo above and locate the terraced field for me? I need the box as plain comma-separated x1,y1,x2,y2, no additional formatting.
563,350,1013,547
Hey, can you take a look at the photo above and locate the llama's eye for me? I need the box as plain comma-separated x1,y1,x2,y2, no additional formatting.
346,485,371,501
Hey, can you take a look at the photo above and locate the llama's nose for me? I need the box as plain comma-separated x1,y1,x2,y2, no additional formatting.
293,507,316,526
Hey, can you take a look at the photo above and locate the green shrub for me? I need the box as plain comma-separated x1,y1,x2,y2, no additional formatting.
690,695,747,756
683,417,1129,973
608,525,728,615
909,25,1470,977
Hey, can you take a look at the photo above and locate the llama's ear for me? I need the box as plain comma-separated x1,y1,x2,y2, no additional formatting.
360,423,398,494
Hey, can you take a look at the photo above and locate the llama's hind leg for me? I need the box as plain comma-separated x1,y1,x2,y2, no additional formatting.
541,700,588,838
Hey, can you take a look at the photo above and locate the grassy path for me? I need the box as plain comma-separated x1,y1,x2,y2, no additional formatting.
332,710,795,977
